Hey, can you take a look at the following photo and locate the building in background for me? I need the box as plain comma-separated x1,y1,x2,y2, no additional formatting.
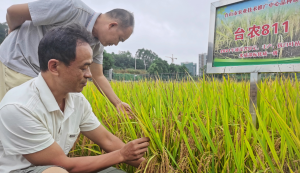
199,53,207,76
181,62,197,76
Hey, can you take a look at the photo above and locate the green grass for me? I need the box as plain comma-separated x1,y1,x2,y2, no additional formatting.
70,76,300,173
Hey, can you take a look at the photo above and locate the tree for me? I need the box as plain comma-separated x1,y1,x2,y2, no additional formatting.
135,48,158,70
147,63,159,74
155,58,169,73
147,57,169,74
112,51,135,69
178,65,188,73
102,50,114,71
135,59,145,69
169,64,178,73
0,22,8,44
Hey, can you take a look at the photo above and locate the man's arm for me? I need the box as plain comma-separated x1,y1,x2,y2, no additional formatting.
7,0,75,32
82,125,147,167
6,3,31,32
90,63,132,114
24,127,149,173
24,142,124,173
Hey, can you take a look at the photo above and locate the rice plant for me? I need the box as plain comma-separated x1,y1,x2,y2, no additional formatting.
70,76,300,173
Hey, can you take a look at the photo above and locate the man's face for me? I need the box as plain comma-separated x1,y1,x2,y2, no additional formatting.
58,43,93,93
98,25,133,47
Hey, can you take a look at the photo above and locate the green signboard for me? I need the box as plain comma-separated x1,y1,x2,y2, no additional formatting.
213,0,300,67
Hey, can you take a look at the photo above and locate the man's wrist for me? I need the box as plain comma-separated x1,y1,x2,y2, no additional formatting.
117,149,125,163
113,100,122,107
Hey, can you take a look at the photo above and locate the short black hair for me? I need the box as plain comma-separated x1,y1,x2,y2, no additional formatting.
38,23,94,72
106,9,134,29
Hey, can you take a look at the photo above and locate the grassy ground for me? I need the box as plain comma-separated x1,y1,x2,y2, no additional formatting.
71,76,300,173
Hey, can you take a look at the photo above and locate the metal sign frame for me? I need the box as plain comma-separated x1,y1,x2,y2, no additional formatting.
206,0,300,74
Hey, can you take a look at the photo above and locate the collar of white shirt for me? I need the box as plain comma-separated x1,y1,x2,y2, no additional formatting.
35,73,74,117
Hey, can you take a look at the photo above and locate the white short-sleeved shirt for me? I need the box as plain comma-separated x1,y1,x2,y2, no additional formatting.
0,0,104,78
0,73,101,173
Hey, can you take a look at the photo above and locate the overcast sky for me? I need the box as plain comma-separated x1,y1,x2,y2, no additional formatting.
0,0,218,74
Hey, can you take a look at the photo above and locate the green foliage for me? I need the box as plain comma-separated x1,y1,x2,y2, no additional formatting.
168,63,178,73
148,57,188,75
177,64,188,73
113,68,148,74
112,73,142,81
135,48,158,69
169,64,189,73
147,63,159,74
112,51,133,69
102,50,114,70
0,22,8,44
147,57,169,74
104,49,188,75
135,59,145,69
111,51,145,70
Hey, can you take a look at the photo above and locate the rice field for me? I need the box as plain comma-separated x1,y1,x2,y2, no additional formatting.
71,76,300,173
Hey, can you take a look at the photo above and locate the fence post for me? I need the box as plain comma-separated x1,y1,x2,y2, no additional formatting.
108,69,113,81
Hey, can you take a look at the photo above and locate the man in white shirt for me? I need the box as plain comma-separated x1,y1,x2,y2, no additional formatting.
0,0,132,115
0,23,149,173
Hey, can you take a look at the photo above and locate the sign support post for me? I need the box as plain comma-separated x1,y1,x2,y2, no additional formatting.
249,73,260,128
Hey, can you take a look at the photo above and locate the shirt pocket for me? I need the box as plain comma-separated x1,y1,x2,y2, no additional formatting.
64,128,80,155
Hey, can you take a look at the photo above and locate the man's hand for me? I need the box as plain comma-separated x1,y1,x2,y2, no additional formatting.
116,102,133,119
119,137,150,162
82,126,147,168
